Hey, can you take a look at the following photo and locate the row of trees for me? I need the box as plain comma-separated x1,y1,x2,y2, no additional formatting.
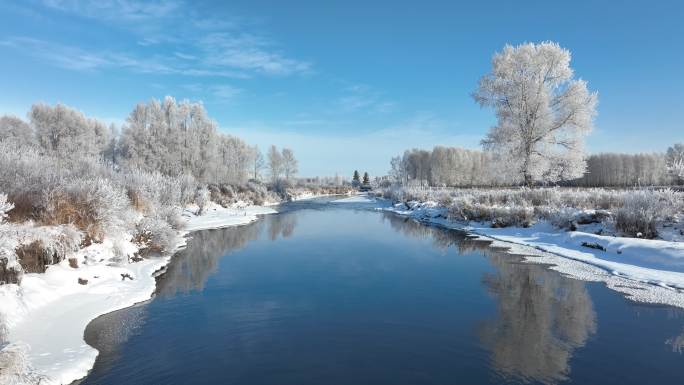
390,145,683,188
390,147,505,187
0,97,298,184
571,152,678,187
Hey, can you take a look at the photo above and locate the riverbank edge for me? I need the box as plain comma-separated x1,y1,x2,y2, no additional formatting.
378,201,684,309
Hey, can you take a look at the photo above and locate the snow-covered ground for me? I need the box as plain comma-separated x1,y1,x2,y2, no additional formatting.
0,202,277,385
182,201,277,232
381,200,684,308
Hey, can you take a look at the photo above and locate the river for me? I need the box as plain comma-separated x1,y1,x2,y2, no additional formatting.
76,199,684,384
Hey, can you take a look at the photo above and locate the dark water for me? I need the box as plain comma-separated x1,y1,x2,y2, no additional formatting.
79,202,684,385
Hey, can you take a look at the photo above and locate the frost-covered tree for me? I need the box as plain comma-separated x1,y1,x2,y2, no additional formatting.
0,115,35,146
403,149,431,187
102,123,119,165
251,146,265,180
118,97,252,184
389,156,407,185
267,145,283,182
30,103,110,159
281,148,298,180
666,143,684,181
120,97,217,180
473,42,598,186
215,135,251,184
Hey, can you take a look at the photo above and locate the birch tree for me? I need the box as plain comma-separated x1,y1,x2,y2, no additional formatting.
281,148,298,180
268,145,283,182
251,146,265,180
473,42,598,186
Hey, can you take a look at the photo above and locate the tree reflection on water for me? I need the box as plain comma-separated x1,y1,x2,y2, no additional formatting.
156,212,298,296
382,212,597,385
479,252,597,384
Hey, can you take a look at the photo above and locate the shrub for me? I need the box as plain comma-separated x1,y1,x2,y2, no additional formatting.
615,189,680,238
194,187,211,215
380,186,684,235
134,217,179,255
0,194,12,222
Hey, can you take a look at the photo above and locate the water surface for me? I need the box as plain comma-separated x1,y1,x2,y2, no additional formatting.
79,202,684,384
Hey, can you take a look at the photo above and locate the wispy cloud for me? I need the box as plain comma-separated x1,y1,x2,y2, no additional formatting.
1,37,247,78
210,84,242,104
10,1,311,78
335,83,395,113
174,51,197,60
180,83,242,104
41,0,184,22
199,33,311,76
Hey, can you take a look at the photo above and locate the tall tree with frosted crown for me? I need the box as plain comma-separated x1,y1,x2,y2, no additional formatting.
473,42,598,186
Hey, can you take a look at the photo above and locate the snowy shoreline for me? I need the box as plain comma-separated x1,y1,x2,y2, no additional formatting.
380,200,684,309
0,203,277,385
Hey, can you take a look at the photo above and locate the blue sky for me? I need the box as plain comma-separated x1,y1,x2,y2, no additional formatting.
1,0,682,176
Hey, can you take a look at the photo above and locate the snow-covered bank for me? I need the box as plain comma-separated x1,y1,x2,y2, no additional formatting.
381,201,684,308
183,202,277,232
0,204,276,385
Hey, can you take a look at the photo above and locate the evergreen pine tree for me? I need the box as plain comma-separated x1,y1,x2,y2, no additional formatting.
352,170,360,187
363,172,370,185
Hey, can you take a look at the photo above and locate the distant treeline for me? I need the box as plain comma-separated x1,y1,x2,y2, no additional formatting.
390,147,681,188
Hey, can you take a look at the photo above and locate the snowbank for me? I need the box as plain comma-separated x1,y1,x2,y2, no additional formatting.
0,203,276,385
0,235,175,385
381,201,684,308
183,202,277,232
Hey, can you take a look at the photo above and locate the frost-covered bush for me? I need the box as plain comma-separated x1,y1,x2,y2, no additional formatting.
380,186,684,234
194,187,210,215
0,194,13,223
157,206,185,230
116,168,196,213
1,218,82,282
134,217,179,255
447,198,535,227
208,180,286,207
0,139,193,274
56,178,131,241
0,342,47,384
615,189,681,238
